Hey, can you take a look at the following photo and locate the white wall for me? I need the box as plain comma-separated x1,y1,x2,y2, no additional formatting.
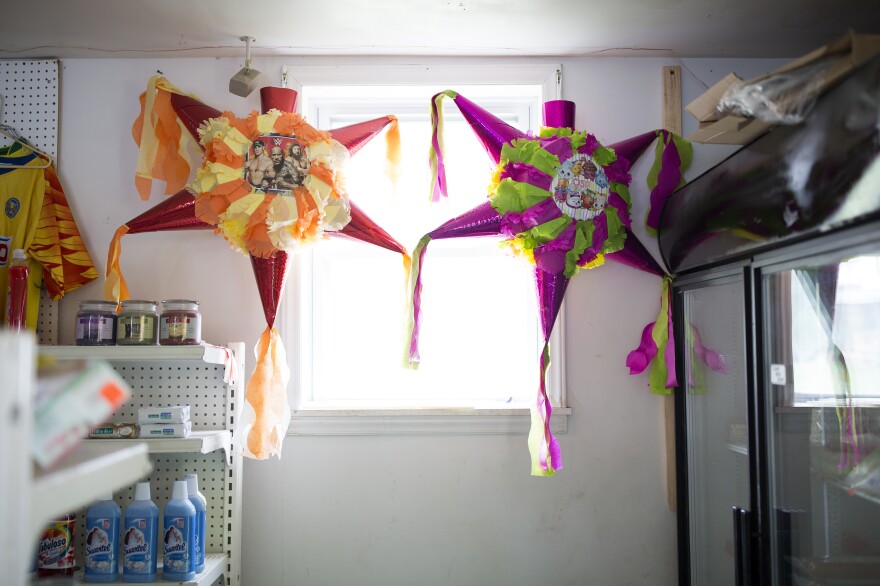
55,54,784,586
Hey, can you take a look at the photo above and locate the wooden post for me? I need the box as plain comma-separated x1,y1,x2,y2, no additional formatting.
661,65,681,511
663,66,682,135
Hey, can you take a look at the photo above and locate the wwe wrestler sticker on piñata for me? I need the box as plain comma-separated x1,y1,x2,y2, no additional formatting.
245,135,310,193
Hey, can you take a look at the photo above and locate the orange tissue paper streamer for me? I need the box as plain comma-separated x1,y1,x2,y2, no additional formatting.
104,225,132,303
244,327,290,460
384,115,401,188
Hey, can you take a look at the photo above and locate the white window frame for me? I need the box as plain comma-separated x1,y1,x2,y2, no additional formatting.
280,62,570,435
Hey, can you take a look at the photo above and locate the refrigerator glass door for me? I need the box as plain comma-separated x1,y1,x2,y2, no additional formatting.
763,252,880,586
682,275,750,586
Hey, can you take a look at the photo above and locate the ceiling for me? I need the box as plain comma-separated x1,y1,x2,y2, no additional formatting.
1,0,879,60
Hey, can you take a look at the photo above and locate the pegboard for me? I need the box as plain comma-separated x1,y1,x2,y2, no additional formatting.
107,362,230,429
0,59,59,160
2,59,62,343
37,286,58,345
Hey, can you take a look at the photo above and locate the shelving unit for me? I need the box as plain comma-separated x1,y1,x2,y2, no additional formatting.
63,553,227,586
92,430,233,464
25,342,244,586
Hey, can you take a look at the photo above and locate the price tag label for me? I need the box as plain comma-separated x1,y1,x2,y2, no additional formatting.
770,364,787,386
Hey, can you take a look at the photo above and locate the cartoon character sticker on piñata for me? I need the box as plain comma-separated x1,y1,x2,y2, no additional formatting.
246,135,310,193
551,153,610,221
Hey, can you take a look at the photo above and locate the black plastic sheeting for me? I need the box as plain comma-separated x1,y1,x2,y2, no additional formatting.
659,54,880,274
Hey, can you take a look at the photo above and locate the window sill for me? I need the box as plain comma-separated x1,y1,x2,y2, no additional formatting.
287,407,571,436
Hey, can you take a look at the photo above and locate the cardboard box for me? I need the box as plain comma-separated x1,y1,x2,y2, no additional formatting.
685,72,742,123
688,30,880,145
688,115,772,145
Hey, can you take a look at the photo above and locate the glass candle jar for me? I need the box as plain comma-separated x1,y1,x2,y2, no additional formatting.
117,300,159,346
75,300,117,346
159,299,201,345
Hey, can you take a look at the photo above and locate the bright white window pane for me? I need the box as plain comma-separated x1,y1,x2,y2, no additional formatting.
293,83,556,409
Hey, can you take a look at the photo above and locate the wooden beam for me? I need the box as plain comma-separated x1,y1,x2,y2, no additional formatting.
663,66,682,136
661,65,681,512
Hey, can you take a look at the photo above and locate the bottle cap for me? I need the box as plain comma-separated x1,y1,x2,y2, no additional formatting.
172,480,189,500
12,249,26,261
100,492,114,502
185,474,199,495
134,482,151,501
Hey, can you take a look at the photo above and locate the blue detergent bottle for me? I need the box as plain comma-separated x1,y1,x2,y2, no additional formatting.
163,480,196,582
184,474,207,574
123,482,159,583
83,493,121,582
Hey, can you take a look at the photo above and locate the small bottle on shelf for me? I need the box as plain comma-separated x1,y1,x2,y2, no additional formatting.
35,513,76,578
83,493,122,583
123,482,159,583
162,480,196,582
184,473,207,574
4,248,29,332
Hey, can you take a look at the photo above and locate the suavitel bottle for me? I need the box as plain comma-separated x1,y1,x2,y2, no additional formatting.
163,480,196,582
184,473,207,574
123,482,159,583
84,493,121,582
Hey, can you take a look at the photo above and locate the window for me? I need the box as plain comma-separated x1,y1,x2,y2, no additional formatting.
281,64,569,432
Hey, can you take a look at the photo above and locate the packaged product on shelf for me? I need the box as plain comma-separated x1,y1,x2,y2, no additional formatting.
163,481,197,582
185,474,207,574
75,300,118,346
89,422,140,439
158,299,201,345
4,248,29,331
83,494,121,583
139,421,192,438
123,482,159,583
32,359,131,468
137,405,190,424
117,300,159,346
36,513,76,578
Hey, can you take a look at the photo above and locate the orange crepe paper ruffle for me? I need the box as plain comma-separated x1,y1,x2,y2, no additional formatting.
194,179,253,226
236,112,261,139
292,187,322,240
273,112,332,145
244,196,275,258
308,162,344,201
204,137,245,170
